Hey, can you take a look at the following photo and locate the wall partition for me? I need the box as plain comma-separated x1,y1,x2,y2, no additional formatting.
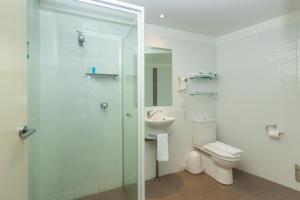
27,0,144,199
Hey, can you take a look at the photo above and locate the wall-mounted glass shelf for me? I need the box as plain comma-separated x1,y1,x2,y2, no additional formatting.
145,134,156,141
85,73,119,79
145,133,173,141
189,73,218,80
190,76,218,80
190,92,218,96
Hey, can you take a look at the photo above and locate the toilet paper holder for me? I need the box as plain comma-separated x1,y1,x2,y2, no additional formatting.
265,125,285,135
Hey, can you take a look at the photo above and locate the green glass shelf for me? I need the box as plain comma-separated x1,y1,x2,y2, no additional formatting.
190,92,218,96
85,73,119,79
189,73,218,80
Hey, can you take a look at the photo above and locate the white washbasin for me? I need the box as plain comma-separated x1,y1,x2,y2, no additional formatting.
145,116,176,129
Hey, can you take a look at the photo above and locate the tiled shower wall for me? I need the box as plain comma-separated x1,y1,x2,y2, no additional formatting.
32,10,130,200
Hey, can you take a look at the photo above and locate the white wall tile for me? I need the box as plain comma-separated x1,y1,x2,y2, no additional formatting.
217,22,300,191
34,9,130,199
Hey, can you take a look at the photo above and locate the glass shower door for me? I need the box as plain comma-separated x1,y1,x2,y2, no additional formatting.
122,24,139,200
27,1,143,200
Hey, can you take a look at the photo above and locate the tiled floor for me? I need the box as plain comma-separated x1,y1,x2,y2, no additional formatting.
146,170,300,200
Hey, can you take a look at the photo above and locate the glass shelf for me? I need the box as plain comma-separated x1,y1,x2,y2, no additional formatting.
189,73,218,80
190,92,218,96
145,133,173,141
85,73,119,79
145,134,156,141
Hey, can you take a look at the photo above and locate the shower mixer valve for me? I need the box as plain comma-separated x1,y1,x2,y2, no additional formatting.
100,102,108,111
77,31,86,47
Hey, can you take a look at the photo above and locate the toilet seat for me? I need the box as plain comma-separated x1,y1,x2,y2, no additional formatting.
203,142,242,161
209,141,243,156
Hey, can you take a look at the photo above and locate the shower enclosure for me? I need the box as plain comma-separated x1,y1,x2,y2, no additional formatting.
27,0,144,199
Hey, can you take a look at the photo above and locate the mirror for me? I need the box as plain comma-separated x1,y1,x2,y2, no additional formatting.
145,47,172,106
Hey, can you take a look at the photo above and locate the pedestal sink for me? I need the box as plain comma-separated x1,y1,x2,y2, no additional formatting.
145,116,176,129
145,110,176,138
145,116,176,181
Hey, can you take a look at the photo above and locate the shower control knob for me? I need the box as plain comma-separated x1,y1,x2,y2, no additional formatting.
100,102,108,111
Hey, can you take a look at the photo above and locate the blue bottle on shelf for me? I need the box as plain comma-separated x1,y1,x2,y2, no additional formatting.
88,66,96,74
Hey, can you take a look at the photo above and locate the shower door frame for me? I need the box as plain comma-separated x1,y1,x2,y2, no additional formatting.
75,0,145,200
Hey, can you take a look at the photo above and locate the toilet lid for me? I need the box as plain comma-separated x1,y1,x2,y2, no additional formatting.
204,142,242,159
210,141,243,156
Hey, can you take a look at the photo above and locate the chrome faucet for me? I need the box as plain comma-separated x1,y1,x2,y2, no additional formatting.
147,109,161,119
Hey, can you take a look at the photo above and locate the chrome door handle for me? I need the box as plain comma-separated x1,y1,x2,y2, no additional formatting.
18,126,36,139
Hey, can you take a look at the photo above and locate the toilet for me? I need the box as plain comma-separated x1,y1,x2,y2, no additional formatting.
192,118,243,185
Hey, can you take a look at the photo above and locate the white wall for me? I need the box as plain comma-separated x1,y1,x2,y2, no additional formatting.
0,1,27,200
144,24,217,180
217,16,300,191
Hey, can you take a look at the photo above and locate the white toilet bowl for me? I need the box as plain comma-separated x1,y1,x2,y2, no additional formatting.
192,118,243,185
195,142,242,185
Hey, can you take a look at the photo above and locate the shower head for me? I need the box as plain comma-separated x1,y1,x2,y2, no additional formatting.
77,31,86,47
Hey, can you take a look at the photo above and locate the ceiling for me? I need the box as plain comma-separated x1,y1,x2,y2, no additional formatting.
119,0,300,36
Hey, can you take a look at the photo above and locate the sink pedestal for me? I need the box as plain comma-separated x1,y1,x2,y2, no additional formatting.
145,116,176,181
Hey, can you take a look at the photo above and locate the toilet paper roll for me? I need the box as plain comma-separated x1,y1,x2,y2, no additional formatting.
267,128,281,139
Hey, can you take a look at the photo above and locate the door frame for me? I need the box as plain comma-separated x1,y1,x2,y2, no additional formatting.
75,1,145,199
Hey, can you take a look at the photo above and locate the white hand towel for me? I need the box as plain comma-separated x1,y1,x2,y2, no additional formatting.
178,76,187,92
157,134,169,161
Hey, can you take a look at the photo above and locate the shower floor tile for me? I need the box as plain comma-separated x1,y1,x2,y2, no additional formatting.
75,187,127,200
146,170,300,200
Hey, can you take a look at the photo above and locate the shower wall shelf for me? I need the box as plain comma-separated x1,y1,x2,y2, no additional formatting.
190,92,218,96
85,73,119,79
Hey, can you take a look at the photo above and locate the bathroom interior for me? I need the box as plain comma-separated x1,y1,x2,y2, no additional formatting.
2,0,300,200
